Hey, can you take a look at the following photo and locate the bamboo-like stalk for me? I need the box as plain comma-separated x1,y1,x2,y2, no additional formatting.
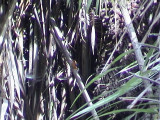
118,0,145,71
118,0,152,91
118,0,154,115
50,18,99,120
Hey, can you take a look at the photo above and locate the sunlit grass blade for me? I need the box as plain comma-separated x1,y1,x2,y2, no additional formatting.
86,101,123,120
95,0,99,14
78,0,82,10
70,67,119,108
111,49,134,65
99,108,158,118
70,49,134,117
87,0,92,13
71,75,142,118
117,60,137,74
124,113,137,120
66,0,70,6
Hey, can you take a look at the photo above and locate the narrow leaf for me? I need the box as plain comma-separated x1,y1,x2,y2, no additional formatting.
71,75,142,118
66,0,70,6
95,0,99,14
99,108,157,118
91,25,95,55
70,67,119,108
87,0,92,13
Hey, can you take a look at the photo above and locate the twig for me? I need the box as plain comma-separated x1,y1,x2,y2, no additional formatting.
141,11,160,43
140,43,160,50
149,33,160,36
118,0,151,90
50,18,99,120
139,0,154,17
100,29,126,73
129,72,160,85
120,97,159,103
118,0,144,70
118,0,154,112
127,28,160,110
127,75,160,109
127,84,152,109
141,2,160,43
101,0,148,74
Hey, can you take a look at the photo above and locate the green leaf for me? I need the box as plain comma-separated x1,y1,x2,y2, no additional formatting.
78,0,82,10
143,41,158,70
67,67,120,120
66,0,70,6
70,49,134,119
151,63,160,71
87,0,92,13
95,0,99,14
99,108,157,118
70,67,119,108
111,49,134,65
124,113,137,120
71,75,142,118
86,101,123,120
117,60,137,74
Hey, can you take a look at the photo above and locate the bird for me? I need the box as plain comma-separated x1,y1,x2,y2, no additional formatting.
71,60,78,70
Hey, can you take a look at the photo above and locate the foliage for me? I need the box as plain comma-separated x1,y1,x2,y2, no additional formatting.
0,0,160,120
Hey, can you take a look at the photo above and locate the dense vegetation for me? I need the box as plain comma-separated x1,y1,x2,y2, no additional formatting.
0,0,160,119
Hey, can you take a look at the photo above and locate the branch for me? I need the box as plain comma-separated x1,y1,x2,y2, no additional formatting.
127,82,153,109
118,0,151,90
129,72,160,85
120,97,159,103
118,0,144,70
118,0,154,111
50,18,99,120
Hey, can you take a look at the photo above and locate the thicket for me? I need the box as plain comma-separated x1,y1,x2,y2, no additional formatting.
0,0,159,120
